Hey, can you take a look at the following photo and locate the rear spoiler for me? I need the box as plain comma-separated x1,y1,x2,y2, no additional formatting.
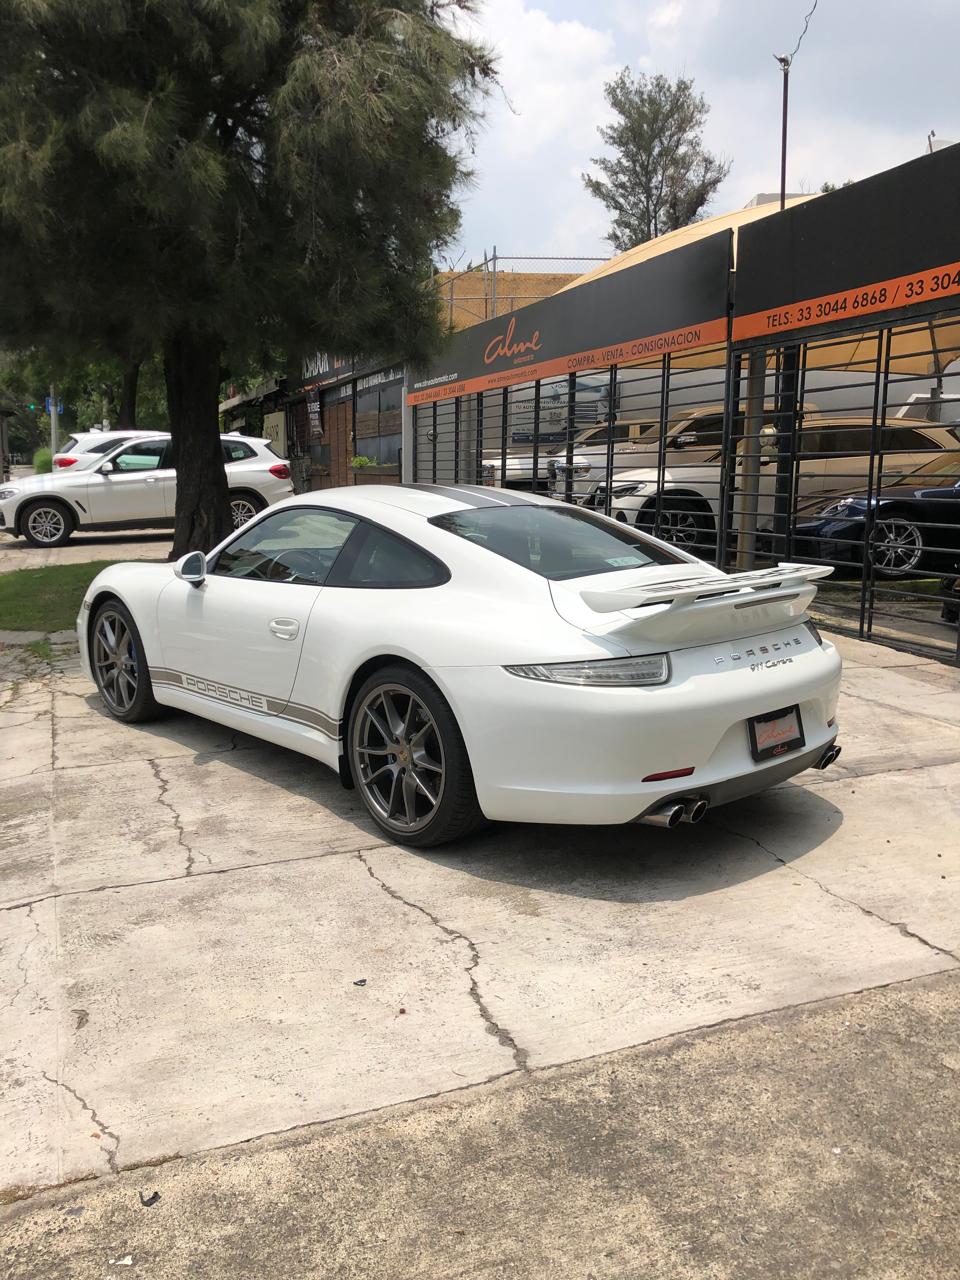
580,563,833,615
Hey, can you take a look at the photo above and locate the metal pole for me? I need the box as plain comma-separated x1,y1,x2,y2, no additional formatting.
779,62,789,211
491,245,498,319
736,350,766,570
49,383,59,456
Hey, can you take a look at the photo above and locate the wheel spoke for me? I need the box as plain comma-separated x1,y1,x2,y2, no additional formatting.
364,704,392,745
379,691,404,738
411,770,438,806
386,769,403,820
401,771,418,824
100,617,117,654
365,762,394,786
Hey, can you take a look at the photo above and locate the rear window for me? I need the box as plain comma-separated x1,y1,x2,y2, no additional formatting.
222,440,256,463
61,436,79,453
430,503,684,581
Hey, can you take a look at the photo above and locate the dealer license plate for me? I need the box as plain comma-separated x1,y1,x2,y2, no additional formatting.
747,705,805,763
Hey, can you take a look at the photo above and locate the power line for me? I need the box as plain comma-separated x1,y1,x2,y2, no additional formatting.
786,0,819,68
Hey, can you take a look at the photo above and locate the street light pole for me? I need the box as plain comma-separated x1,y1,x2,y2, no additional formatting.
777,55,790,212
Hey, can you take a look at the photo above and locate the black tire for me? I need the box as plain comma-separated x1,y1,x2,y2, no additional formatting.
90,599,163,723
869,514,925,578
20,498,74,548
348,663,485,848
229,491,265,529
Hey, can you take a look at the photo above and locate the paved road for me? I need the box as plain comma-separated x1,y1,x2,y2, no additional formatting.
1,632,959,1274
0,530,171,573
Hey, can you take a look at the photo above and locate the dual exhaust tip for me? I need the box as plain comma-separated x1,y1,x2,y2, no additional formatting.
641,797,708,829
641,742,842,828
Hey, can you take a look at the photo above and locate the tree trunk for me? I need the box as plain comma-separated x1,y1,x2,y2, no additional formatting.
163,330,232,558
116,360,141,429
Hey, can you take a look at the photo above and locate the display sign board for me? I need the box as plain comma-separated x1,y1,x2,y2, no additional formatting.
733,146,960,342
408,233,732,406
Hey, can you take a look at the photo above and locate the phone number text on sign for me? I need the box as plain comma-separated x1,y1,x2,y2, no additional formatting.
733,259,960,341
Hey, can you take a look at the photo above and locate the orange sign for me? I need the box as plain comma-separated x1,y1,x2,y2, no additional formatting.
733,259,960,341
407,316,728,406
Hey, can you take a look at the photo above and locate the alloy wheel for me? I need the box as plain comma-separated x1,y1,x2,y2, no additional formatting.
93,610,139,713
230,497,259,528
26,506,66,545
871,519,923,575
352,684,445,833
657,508,700,548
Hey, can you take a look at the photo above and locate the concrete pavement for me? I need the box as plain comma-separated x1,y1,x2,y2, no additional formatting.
1,630,959,1274
0,530,170,573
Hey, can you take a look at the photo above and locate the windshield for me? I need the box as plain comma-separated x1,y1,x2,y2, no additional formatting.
900,452,960,481
430,502,684,581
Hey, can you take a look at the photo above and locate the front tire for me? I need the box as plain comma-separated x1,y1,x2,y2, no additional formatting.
21,499,74,548
348,664,484,848
90,600,162,723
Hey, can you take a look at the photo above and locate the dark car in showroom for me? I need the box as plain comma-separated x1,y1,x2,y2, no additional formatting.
794,453,960,578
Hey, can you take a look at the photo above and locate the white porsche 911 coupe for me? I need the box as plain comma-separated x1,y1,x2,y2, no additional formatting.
77,484,842,846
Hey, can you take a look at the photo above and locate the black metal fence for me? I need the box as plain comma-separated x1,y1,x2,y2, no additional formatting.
412,314,960,665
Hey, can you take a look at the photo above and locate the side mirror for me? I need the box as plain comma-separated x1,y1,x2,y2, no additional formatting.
98,460,117,474
174,551,207,587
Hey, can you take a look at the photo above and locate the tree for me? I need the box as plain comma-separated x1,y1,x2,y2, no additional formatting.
820,179,855,193
583,69,731,252
0,1,493,555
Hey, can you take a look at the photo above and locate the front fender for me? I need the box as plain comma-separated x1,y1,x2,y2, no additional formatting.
80,562,176,673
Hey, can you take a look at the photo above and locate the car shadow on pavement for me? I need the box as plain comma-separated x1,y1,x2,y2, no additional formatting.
80,693,844,905
414,784,843,904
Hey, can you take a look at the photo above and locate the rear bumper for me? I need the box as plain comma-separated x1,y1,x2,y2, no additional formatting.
431,629,842,825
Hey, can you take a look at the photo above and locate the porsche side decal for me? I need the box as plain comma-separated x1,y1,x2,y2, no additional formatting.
150,667,340,739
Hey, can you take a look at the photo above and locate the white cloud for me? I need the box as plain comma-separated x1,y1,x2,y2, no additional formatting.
453,0,619,255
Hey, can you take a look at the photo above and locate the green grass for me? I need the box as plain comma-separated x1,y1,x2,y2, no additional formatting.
0,561,120,633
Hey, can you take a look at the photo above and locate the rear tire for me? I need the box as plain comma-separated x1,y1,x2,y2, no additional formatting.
869,515,925,578
348,664,485,848
21,499,74,547
90,600,162,723
229,491,265,529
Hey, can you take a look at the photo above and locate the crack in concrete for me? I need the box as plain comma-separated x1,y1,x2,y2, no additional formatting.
148,759,197,876
40,1071,120,1175
0,840,388,914
840,687,960,734
5,902,47,1014
356,851,529,1072
709,817,960,965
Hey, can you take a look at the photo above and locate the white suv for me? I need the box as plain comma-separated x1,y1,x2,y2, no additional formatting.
0,434,293,547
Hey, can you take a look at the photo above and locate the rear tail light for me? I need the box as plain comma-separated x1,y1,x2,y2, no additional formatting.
269,463,291,479
54,456,78,468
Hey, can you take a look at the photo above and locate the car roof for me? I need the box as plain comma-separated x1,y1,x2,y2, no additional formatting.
291,483,552,520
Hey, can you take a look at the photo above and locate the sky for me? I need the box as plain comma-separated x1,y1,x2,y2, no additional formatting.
450,0,960,265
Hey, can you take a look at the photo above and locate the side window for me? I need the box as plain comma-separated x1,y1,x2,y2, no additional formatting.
112,440,166,471
880,427,940,453
328,522,448,589
90,437,130,455
222,440,255,463
674,415,724,448
213,508,357,584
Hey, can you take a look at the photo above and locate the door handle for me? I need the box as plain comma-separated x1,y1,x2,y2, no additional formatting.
269,618,300,640
145,477,158,483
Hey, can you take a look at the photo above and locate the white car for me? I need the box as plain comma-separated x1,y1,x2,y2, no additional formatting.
53,430,159,469
580,418,960,552
0,434,293,546
77,484,842,848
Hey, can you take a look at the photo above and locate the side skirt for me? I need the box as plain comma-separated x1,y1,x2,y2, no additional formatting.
151,683,342,771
